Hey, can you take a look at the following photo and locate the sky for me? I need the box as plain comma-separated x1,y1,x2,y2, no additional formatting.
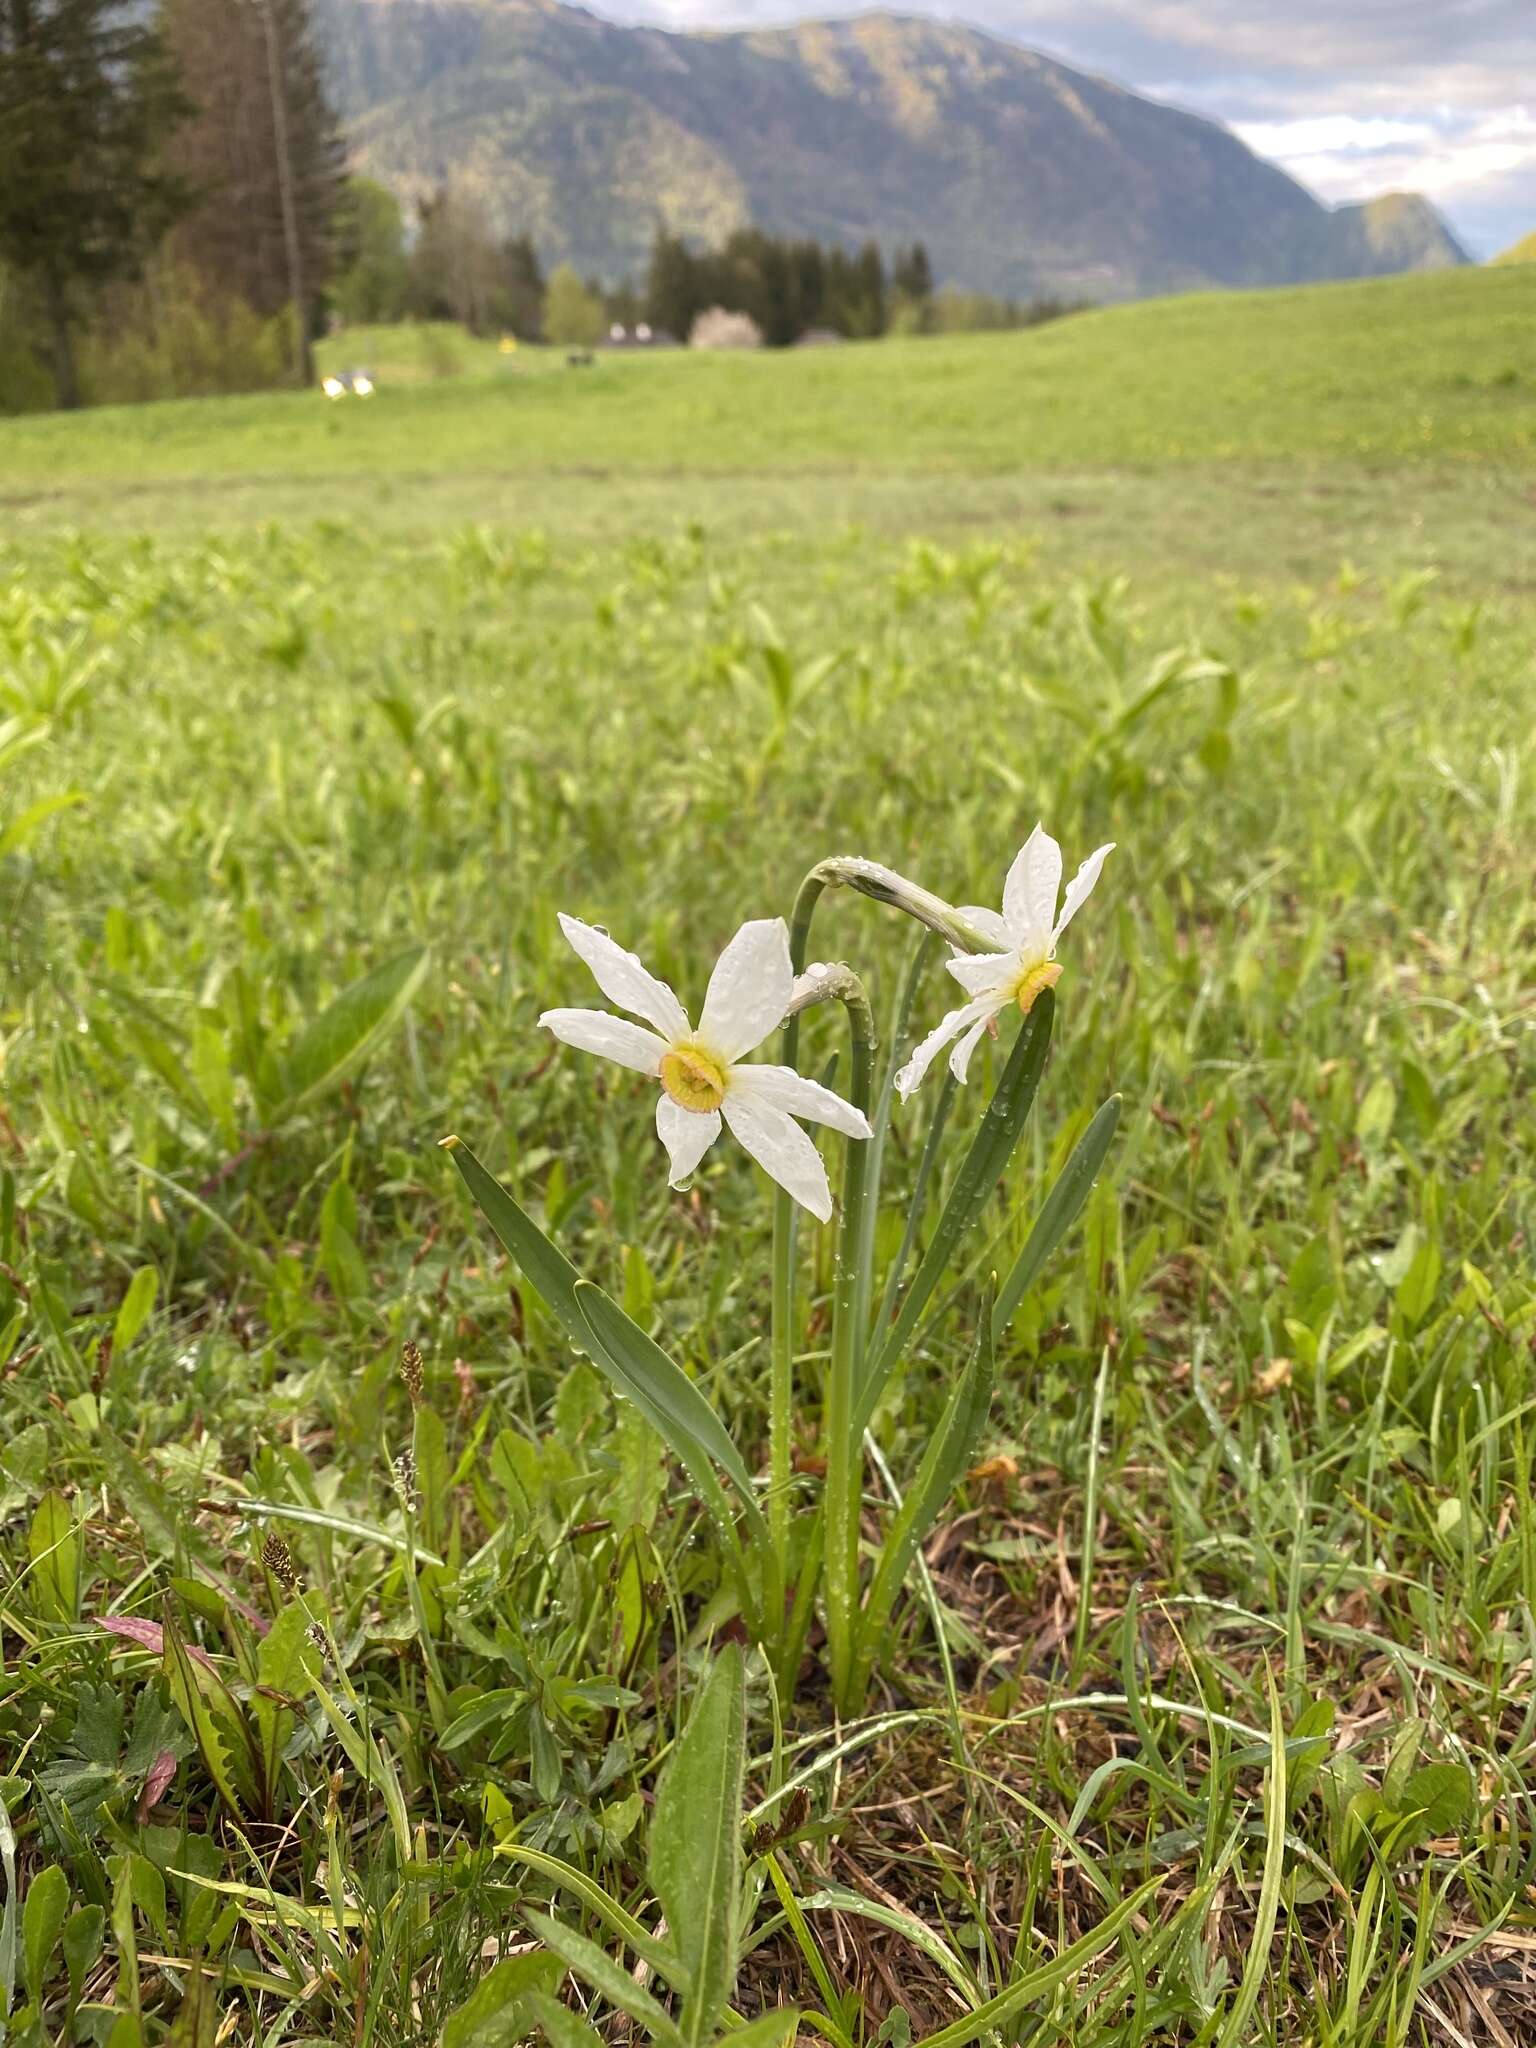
594,0,1534,257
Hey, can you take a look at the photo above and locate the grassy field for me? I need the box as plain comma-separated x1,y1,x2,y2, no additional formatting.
2,266,1535,2045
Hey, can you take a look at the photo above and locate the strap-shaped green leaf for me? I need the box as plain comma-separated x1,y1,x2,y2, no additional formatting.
992,1094,1121,1341
853,1283,996,1699
575,1285,767,1547
648,1643,746,2046
445,1140,765,1560
856,995,1053,1434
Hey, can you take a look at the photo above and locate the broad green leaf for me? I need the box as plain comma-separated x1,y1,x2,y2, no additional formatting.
112,1267,159,1357
61,1904,104,2009
525,1911,685,2048
992,1095,1121,1340
28,1491,79,1624
649,1643,746,2044
440,1951,564,2048
276,945,430,1116
1399,1761,1473,1844
22,1863,68,2005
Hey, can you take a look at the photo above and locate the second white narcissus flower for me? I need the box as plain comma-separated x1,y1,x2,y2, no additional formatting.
539,913,871,1222
895,824,1115,1099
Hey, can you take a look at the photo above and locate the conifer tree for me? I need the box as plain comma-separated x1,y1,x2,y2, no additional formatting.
0,0,191,408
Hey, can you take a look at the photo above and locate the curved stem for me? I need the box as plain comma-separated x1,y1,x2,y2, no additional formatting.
767,871,830,1586
823,997,876,1711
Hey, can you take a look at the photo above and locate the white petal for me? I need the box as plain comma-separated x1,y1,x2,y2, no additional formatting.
1001,825,1062,952
894,996,999,1100
728,1062,872,1140
958,905,1012,948
949,1009,995,1084
655,1096,720,1187
946,950,1020,999
697,917,794,1062
1051,843,1115,947
722,1095,833,1222
557,914,689,1041
539,1009,667,1074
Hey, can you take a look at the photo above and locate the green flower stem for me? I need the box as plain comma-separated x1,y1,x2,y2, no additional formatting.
822,985,876,1713
798,855,1009,957
767,871,831,1584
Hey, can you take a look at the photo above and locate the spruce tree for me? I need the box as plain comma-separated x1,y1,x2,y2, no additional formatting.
0,0,191,408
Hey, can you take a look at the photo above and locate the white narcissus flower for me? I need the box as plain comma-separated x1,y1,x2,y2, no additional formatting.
539,914,871,1222
895,825,1115,1100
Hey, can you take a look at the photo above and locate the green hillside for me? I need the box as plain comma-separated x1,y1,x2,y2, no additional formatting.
1493,230,1536,265
2,265,1529,525
315,0,1467,300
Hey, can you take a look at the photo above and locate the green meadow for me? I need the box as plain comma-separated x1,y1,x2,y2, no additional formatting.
2,265,1534,2044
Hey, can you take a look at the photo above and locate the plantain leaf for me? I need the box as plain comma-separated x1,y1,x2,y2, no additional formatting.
28,1491,80,1624
992,1095,1121,1341
276,945,430,1117
22,1864,69,2007
648,1644,747,2045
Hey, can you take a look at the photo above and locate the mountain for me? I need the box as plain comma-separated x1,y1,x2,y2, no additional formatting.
1492,231,1536,265
314,0,1470,301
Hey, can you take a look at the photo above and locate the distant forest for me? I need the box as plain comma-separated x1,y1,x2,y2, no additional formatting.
0,0,1081,413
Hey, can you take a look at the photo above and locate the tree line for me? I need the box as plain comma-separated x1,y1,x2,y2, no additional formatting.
339,207,1080,351
1,0,345,410
0,0,1085,412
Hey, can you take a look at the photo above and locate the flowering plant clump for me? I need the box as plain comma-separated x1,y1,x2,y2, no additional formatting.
445,824,1120,1715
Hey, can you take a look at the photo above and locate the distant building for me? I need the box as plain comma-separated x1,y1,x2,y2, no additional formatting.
795,327,845,347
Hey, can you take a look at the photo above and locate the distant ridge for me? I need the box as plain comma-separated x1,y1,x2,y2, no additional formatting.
315,0,1470,301
1493,231,1536,265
